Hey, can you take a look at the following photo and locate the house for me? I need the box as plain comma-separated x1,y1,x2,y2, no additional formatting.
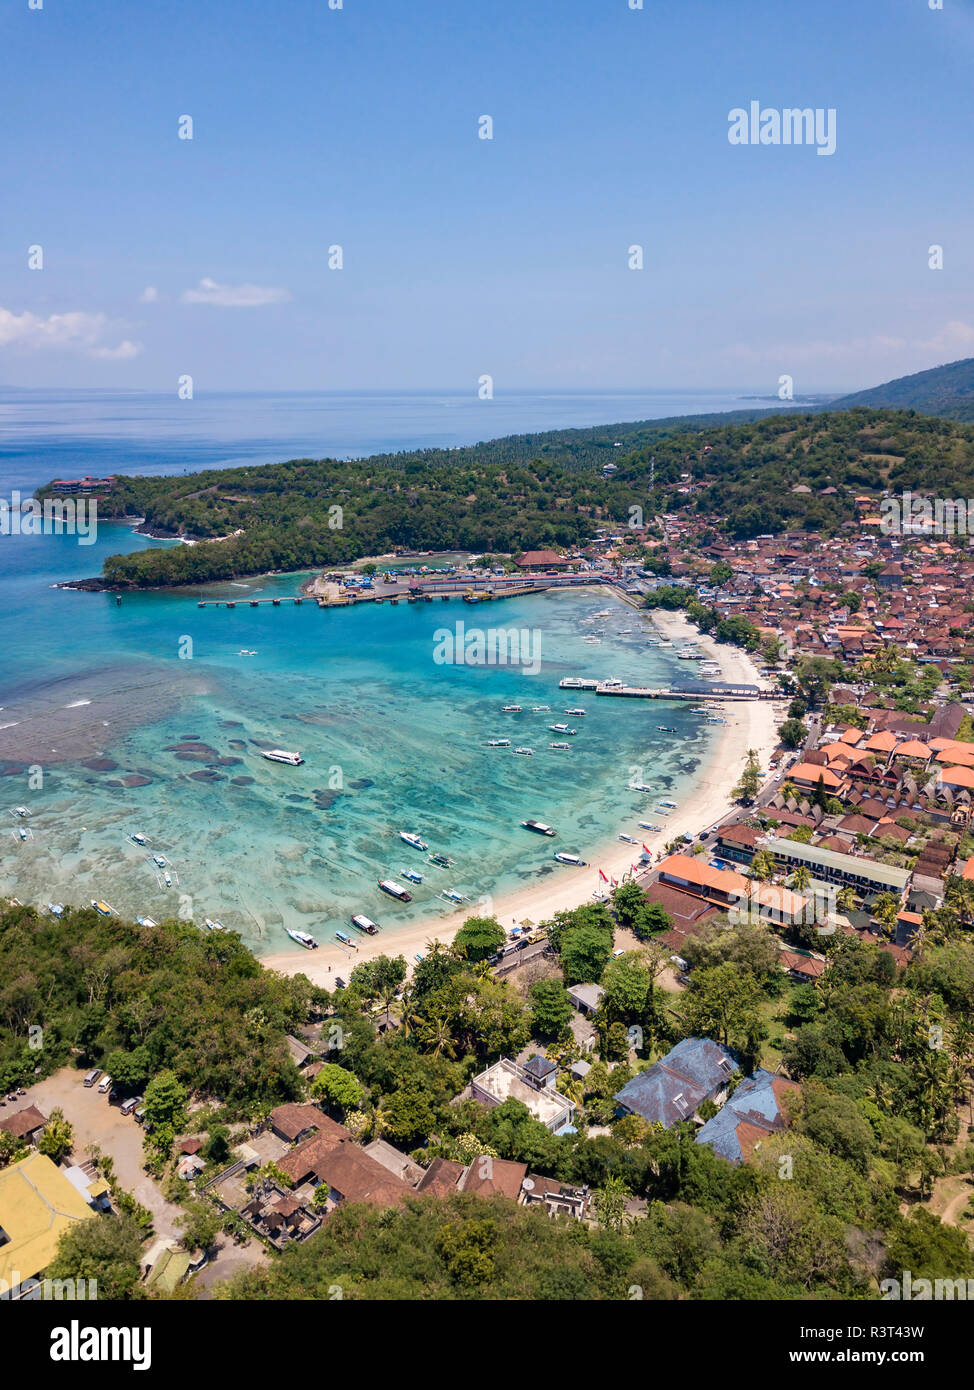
614,1037,737,1128
695,1070,800,1164
0,1153,97,1300
517,549,571,571
0,1105,47,1147
566,984,604,1016
267,1103,332,1145
470,1058,575,1133
520,1174,590,1220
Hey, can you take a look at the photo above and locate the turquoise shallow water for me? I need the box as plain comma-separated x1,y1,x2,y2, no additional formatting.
0,552,718,953
0,387,744,954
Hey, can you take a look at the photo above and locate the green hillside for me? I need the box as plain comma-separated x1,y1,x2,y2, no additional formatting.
830,357,974,421
48,407,974,587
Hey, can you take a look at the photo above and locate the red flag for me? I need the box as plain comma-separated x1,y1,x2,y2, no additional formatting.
642,843,651,853
598,869,609,882
611,876,618,887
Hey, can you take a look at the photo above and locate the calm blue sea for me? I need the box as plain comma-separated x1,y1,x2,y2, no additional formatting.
0,388,738,952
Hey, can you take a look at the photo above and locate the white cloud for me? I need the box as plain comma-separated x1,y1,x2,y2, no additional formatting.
724,320,974,370
914,320,974,355
0,307,143,360
179,276,291,307
139,286,160,303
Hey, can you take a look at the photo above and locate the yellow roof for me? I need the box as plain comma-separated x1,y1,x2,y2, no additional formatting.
0,1152,96,1287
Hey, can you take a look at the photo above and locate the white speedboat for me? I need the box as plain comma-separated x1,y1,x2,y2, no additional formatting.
501,705,523,713
548,724,576,735
549,742,571,750
399,831,428,851
205,918,228,932
486,738,511,748
564,708,586,716
260,749,304,765
659,799,678,808
554,851,586,866
287,929,318,950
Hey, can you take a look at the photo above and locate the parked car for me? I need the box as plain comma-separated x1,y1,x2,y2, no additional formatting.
83,1068,101,1088
120,1095,141,1117
97,1074,113,1094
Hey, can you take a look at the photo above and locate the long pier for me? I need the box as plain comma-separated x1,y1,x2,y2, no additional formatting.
196,597,305,609
560,678,778,702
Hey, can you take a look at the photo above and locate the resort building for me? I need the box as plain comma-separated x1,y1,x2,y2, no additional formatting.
614,1038,736,1128
760,838,911,896
695,1069,800,1165
0,1153,98,1300
470,1057,575,1133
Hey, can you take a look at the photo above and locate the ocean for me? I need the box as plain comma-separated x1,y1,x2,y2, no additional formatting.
0,387,739,953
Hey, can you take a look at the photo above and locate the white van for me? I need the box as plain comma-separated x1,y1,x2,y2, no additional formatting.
97,1074,113,1094
83,1068,101,1088
120,1096,140,1116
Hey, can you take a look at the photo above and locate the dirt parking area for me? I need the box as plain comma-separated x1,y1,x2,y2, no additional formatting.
20,1067,184,1241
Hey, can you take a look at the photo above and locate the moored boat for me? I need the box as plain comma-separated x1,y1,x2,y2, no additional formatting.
514,747,534,756
399,831,429,850
351,914,380,935
378,878,413,902
129,832,148,846
522,819,556,836
549,742,571,750
401,867,423,884
260,749,304,765
335,929,359,948
287,928,318,950
486,738,511,748
554,851,586,866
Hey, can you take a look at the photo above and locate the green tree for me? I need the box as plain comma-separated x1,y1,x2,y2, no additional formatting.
38,1108,74,1164
142,1070,188,1133
559,923,613,985
733,748,762,803
528,979,574,1040
778,718,807,751
311,1063,365,1114
47,1212,145,1301
452,916,506,963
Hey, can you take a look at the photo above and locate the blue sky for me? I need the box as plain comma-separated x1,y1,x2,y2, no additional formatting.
1,0,973,392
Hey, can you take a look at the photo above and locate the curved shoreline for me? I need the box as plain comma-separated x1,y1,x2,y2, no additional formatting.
261,606,784,986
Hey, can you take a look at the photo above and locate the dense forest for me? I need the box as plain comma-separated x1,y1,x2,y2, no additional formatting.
46,407,974,588
0,905,312,1110
831,356,974,423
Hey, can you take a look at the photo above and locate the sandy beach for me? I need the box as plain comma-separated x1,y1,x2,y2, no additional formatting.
262,600,785,986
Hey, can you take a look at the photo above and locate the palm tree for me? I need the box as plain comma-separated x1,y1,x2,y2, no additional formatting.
418,1014,457,1059
836,885,856,914
792,865,812,892
750,849,776,883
